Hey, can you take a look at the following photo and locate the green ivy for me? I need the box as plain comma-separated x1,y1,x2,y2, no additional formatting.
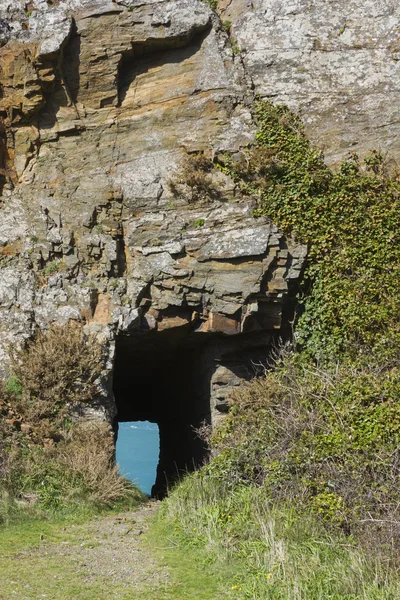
221,101,400,360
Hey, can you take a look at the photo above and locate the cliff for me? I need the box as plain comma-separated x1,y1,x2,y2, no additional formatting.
0,0,398,495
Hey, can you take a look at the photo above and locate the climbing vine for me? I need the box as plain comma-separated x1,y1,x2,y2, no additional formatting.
221,101,400,360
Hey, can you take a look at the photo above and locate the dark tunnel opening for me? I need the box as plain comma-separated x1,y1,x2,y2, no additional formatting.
112,328,213,499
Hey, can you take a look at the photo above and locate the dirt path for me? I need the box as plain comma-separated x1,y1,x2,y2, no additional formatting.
43,501,170,592
1,501,177,600
2,501,231,600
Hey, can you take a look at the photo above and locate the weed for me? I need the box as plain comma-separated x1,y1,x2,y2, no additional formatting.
168,153,221,203
191,218,205,228
202,0,218,11
43,261,65,277
0,240,22,257
230,39,240,55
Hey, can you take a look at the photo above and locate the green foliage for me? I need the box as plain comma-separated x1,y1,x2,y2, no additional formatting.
191,218,205,228
43,261,65,277
5,376,22,399
222,100,400,360
207,349,400,547
230,38,240,55
159,474,400,599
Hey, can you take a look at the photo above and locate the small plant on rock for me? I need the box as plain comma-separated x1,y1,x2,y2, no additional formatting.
202,0,218,11
168,153,221,204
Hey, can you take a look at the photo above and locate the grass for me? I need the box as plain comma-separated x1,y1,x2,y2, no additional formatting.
158,474,400,599
3,475,399,600
0,513,116,600
145,517,237,599
0,504,233,600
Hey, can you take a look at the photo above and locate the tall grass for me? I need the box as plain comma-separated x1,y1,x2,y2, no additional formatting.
159,345,400,598
160,474,400,599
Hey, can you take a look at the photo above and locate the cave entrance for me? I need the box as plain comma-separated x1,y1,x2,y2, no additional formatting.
113,329,213,499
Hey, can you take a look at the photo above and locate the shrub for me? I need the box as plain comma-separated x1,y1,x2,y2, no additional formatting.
0,324,141,523
207,348,400,550
9,323,104,427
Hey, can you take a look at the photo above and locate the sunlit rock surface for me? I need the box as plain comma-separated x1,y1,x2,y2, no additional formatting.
0,1,396,448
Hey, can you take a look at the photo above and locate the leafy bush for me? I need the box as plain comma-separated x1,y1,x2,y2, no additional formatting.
0,325,141,523
207,349,400,549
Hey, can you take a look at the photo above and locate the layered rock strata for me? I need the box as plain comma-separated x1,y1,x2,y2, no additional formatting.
0,0,304,407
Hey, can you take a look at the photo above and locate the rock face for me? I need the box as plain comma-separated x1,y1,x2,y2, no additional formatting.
0,0,396,494
219,0,400,165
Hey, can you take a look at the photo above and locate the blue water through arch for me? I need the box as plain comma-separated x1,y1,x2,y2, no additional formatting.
116,421,159,496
